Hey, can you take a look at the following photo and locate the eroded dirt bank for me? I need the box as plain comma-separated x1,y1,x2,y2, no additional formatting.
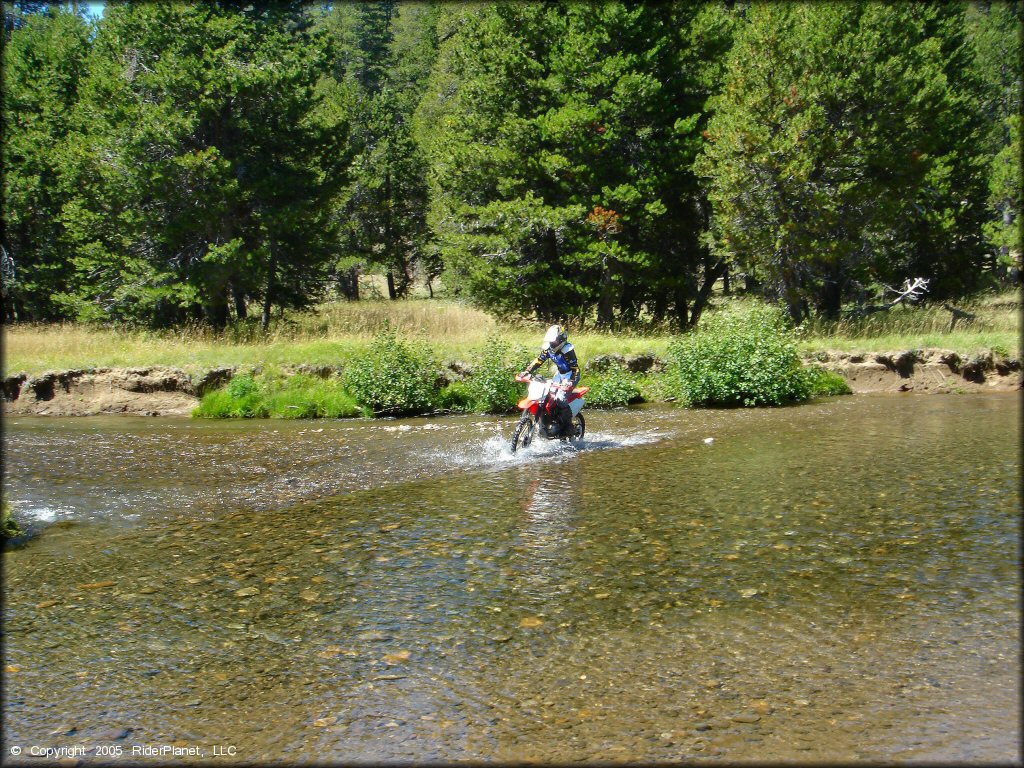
2,348,1020,417
1,366,231,416
808,348,1022,394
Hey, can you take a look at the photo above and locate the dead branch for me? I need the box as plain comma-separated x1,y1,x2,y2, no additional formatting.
846,277,930,318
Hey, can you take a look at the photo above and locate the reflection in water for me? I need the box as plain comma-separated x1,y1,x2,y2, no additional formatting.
514,467,581,603
2,395,1019,763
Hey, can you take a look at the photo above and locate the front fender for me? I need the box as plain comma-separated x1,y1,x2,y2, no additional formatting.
518,399,539,413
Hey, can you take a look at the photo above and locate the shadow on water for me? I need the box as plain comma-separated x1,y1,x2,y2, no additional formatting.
2,395,1020,763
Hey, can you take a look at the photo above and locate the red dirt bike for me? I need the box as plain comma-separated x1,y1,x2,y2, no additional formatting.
510,373,588,453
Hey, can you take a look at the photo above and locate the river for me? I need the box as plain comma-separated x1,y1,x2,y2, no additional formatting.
2,394,1020,763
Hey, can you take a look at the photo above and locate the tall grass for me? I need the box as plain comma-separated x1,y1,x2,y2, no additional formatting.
2,300,673,375
802,290,1019,342
290,299,499,340
4,290,1018,376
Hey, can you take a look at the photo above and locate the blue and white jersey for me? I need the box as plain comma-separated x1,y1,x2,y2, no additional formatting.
527,342,580,387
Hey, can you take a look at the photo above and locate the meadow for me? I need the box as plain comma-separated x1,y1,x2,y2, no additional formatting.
4,290,1018,377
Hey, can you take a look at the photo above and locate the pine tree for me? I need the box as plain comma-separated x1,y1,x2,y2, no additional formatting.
53,3,347,327
696,1,989,321
418,1,736,326
967,0,1023,279
323,1,437,299
1,6,92,320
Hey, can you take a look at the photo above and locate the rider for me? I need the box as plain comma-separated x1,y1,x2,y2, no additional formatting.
520,325,580,436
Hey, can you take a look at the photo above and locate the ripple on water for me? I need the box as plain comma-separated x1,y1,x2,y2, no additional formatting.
1,396,1019,763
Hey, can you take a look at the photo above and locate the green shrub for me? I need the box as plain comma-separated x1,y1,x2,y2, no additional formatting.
666,302,811,407
343,328,436,416
193,388,236,418
194,372,363,419
437,380,474,412
263,374,363,418
635,372,667,403
2,500,23,540
585,367,643,408
466,336,527,413
802,365,852,397
228,373,259,399
194,374,269,418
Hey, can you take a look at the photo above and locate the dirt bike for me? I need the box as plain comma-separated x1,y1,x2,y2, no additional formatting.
510,373,588,454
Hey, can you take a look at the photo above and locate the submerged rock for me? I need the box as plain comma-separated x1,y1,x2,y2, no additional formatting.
96,727,130,740
731,713,762,724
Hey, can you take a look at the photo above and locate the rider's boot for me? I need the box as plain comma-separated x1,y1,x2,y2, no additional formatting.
555,401,573,438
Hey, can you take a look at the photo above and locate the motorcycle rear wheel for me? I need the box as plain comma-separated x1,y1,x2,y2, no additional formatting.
510,414,536,454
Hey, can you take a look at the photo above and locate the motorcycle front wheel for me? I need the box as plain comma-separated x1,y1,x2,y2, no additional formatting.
510,414,536,454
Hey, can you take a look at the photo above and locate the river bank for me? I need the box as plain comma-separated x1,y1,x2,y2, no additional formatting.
2,347,1020,417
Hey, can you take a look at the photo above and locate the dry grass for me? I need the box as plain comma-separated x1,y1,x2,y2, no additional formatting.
3,291,1018,376
798,290,1021,355
289,299,500,341
2,300,672,375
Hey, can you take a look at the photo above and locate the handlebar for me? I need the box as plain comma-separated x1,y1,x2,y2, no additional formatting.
515,373,572,390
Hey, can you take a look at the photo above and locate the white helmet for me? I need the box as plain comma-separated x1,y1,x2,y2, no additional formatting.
543,324,567,352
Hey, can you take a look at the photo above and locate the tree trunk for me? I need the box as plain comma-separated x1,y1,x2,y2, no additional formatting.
338,267,360,300
689,259,727,328
618,277,642,325
818,274,843,319
722,265,730,295
384,166,398,300
394,258,412,298
651,289,668,324
205,288,230,331
785,295,808,325
671,287,689,329
231,283,247,320
261,237,277,332
999,208,1012,281
780,260,805,325
596,254,615,328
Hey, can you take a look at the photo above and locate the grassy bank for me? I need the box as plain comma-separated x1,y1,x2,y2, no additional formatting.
2,290,1016,417
2,301,675,376
796,291,1020,355
4,291,1018,377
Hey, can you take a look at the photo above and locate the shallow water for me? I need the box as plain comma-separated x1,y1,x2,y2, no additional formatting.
2,395,1020,763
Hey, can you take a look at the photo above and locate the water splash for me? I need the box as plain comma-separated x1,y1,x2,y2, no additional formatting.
418,425,668,473
18,505,65,523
